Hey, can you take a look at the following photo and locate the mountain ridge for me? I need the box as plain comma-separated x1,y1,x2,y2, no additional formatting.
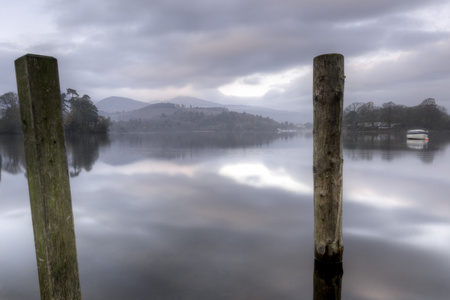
96,96,303,123
96,96,149,113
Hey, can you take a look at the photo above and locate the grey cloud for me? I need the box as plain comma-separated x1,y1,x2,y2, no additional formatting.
2,0,449,116
47,0,441,73
0,49,19,93
92,0,442,33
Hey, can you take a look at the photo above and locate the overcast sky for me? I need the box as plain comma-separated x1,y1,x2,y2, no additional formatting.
1,0,450,119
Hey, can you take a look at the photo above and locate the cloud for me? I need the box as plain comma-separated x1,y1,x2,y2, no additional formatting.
346,37,450,105
1,0,449,118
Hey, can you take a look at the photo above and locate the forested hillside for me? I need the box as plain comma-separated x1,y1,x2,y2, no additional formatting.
110,108,292,133
108,102,227,122
97,95,304,124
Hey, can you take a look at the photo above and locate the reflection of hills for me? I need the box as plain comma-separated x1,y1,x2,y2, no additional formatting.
343,132,450,163
100,132,298,165
1,133,302,177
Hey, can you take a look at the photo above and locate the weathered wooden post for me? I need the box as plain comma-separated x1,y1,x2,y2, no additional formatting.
15,54,82,300
313,53,345,262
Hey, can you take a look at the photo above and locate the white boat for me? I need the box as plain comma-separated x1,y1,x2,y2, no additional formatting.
406,129,428,140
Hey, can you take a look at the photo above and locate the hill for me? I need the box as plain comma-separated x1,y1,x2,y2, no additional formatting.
110,108,289,133
164,96,225,108
111,102,227,122
225,105,302,124
96,95,303,123
96,96,148,113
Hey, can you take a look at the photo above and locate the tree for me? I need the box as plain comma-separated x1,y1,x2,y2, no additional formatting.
63,89,110,133
343,102,364,128
413,98,448,129
380,101,400,128
358,102,377,128
0,92,21,134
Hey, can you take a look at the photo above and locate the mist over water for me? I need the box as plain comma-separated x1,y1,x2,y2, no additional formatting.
0,132,449,299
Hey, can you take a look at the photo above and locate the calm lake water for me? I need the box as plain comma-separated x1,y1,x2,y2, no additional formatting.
0,131,449,299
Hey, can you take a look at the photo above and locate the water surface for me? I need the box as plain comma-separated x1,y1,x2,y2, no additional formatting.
0,132,449,299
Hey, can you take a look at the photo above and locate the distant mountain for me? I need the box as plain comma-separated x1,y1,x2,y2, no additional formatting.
97,95,304,123
110,102,175,121
96,96,149,113
110,105,286,133
110,102,227,122
164,96,225,108
164,97,303,123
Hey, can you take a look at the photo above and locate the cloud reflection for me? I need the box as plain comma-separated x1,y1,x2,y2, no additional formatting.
219,163,312,194
398,223,450,259
346,188,412,209
94,160,198,177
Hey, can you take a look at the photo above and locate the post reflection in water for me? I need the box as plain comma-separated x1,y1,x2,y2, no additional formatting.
313,259,343,300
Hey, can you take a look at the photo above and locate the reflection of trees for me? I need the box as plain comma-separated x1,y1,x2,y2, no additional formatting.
0,92,22,134
65,135,110,177
343,132,450,163
0,135,26,180
0,135,111,179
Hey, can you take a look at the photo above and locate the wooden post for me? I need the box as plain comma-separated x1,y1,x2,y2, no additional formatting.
313,53,344,262
15,54,82,300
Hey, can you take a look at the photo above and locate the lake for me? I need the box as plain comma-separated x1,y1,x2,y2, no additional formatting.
0,131,449,299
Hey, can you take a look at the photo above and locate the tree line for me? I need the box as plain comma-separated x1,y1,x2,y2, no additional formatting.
111,110,294,133
0,89,109,134
344,98,450,130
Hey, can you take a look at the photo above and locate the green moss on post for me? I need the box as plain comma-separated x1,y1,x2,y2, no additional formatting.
15,54,82,300
313,53,345,263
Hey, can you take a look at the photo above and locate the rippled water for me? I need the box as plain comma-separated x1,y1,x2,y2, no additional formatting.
0,131,449,299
